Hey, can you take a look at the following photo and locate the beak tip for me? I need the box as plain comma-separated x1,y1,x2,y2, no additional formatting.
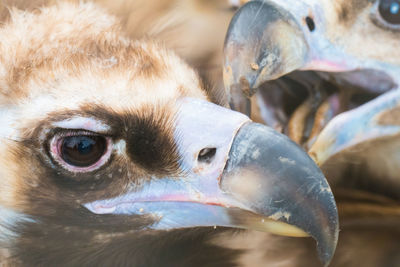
315,198,339,266
222,123,339,264
319,230,339,266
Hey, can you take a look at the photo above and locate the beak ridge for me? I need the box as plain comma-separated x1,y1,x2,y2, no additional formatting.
222,123,338,266
223,0,308,109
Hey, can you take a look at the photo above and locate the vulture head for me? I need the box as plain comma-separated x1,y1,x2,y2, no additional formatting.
0,2,338,266
224,0,400,198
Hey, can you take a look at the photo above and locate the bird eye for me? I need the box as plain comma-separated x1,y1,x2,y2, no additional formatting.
372,0,400,29
50,131,112,172
61,135,106,166
379,0,400,24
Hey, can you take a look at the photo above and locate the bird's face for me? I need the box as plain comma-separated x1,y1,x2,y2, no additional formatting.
0,2,338,266
0,2,209,214
224,0,400,88
224,0,400,194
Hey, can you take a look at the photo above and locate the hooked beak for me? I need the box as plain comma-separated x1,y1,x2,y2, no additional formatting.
223,0,308,115
85,98,338,265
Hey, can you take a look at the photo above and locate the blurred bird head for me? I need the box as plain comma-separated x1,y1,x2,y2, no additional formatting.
224,0,400,197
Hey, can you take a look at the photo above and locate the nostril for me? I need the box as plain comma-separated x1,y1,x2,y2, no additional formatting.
198,148,217,164
305,16,315,32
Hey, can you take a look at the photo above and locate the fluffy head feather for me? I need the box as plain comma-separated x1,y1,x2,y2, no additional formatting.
0,4,233,265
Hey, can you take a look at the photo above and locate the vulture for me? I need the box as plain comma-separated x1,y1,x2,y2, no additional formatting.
224,0,400,266
0,1,339,266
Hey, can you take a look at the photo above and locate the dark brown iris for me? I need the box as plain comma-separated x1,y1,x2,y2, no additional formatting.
379,0,400,24
61,135,106,167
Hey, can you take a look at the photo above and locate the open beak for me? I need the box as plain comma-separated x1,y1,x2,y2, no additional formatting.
223,0,400,170
85,98,338,266
223,0,367,116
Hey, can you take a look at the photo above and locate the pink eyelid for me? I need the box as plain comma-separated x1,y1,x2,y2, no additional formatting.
49,131,113,173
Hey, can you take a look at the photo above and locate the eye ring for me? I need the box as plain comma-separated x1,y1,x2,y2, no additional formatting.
371,0,400,31
49,130,112,173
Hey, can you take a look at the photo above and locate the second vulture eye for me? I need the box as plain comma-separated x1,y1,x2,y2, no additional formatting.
378,0,400,25
50,131,112,172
